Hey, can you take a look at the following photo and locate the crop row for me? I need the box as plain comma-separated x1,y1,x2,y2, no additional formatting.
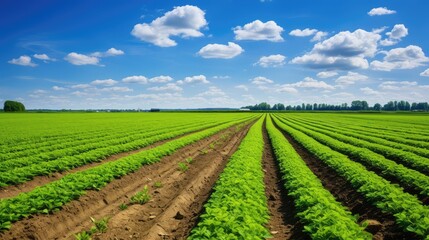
0,119,217,170
293,114,429,141
287,116,429,158
275,115,429,198
266,116,371,239
189,116,271,239
0,116,256,187
272,115,429,238
288,115,429,149
280,115,429,175
0,114,248,160
0,116,255,231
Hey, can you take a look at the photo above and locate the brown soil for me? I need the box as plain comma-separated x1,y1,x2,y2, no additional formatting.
262,123,310,240
273,120,418,240
0,122,251,240
0,127,211,199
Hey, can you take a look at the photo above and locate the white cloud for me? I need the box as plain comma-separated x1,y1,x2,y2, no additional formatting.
105,48,124,56
91,48,125,57
371,45,429,71
197,42,243,59
251,76,274,85
379,81,417,90
122,75,148,84
311,31,328,42
235,85,248,91
317,71,338,78
289,28,317,37
360,87,380,95
234,20,284,42
386,24,408,40
291,29,380,70
177,75,209,84
197,86,226,97
8,55,37,67
149,75,173,83
100,87,133,92
380,24,408,46
372,26,388,34
335,72,368,86
289,77,335,90
131,5,207,47
368,7,396,16
52,86,66,91
33,54,55,62
65,52,100,65
91,79,118,86
255,54,286,67
289,28,327,42
213,75,230,79
420,68,429,77
71,84,91,89
276,85,298,93
148,83,182,92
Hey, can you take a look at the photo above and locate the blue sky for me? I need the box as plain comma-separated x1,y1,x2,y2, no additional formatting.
1,0,429,109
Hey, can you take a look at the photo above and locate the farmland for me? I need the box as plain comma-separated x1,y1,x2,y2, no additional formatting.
1,112,429,239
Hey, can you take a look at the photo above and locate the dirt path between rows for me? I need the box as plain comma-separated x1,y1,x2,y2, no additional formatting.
0,122,251,240
262,123,310,240
272,120,417,240
0,126,213,199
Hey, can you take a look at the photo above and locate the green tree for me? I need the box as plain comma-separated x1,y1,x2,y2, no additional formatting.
3,100,25,112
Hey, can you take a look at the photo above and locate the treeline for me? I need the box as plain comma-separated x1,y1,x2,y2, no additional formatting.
242,100,429,111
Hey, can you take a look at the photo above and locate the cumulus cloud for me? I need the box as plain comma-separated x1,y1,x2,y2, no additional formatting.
91,48,125,57
234,20,283,42
288,77,335,90
235,85,248,91
371,45,429,71
289,28,327,42
8,55,37,67
197,86,226,97
335,72,368,86
131,5,207,47
197,42,244,59
65,52,100,66
213,75,230,79
255,54,286,67
71,84,91,89
177,75,209,84
380,24,408,46
251,76,274,85
100,87,133,92
122,75,148,84
317,71,338,78
379,81,417,90
52,86,66,91
420,68,429,77
148,83,182,92
368,7,396,16
291,29,381,70
149,75,173,83
91,79,118,86
360,87,380,95
276,85,298,93
33,54,56,62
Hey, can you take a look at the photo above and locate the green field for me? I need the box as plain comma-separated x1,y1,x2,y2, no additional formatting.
1,112,429,239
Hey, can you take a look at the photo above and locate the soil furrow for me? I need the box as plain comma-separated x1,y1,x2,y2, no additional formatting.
272,119,417,240
262,122,310,240
0,122,251,240
0,125,218,199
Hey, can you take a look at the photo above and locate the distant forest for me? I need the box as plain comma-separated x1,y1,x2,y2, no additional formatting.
242,100,429,111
